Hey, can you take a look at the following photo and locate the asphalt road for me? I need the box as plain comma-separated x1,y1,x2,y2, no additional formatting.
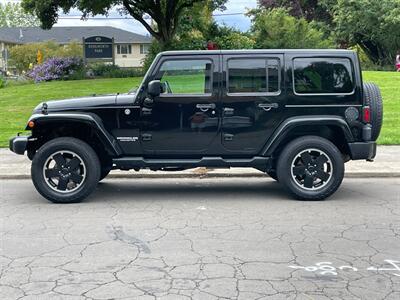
0,178,399,300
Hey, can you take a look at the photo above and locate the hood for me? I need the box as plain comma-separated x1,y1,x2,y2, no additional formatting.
33,94,118,113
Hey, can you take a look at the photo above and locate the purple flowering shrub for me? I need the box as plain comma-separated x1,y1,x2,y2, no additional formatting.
28,57,84,82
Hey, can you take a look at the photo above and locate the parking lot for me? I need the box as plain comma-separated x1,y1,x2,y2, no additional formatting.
1,177,400,300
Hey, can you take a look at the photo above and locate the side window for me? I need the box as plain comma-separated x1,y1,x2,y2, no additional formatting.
156,60,213,95
227,58,280,94
140,44,150,54
117,44,132,55
293,58,354,94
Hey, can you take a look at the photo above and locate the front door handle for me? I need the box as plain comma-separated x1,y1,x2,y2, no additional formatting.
258,103,279,112
142,133,152,141
196,103,216,112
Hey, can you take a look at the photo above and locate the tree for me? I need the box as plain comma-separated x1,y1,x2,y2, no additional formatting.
142,0,229,69
21,0,226,49
258,0,334,24
249,8,334,49
332,0,400,65
213,27,255,50
0,2,39,27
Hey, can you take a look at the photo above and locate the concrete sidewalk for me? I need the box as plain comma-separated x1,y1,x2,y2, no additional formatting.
1,146,399,179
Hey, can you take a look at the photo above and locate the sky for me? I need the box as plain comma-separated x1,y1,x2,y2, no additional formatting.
1,0,258,35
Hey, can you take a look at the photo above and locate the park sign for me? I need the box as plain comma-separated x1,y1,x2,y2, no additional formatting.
83,36,115,63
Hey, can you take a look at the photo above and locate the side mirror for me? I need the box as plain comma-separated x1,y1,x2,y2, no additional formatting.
147,80,161,97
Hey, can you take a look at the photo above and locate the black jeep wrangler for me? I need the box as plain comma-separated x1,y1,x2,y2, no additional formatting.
10,50,383,203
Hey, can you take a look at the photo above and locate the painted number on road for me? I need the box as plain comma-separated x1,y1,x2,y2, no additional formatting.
289,259,400,277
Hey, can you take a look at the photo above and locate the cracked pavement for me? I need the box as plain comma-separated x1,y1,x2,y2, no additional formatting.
0,177,399,300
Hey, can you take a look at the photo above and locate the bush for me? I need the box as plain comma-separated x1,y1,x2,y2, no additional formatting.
9,40,83,73
90,63,144,78
27,57,84,82
351,46,395,71
214,30,255,50
0,75,5,89
143,41,163,72
249,8,335,49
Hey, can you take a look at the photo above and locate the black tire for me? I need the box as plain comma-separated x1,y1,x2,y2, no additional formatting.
363,82,383,141
277,136,344,201
266,170,278,181
31,137,100,203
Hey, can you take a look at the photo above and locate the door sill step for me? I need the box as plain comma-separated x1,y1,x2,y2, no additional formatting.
113,156,270,171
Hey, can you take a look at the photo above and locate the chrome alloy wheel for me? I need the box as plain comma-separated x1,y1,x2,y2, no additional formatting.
42,151,87,193
290,148,333,191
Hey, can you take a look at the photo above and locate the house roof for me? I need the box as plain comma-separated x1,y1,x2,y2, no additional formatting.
0,26,152,44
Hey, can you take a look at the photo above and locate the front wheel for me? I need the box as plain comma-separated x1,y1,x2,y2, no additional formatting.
277,136,344,201
31,137,101,203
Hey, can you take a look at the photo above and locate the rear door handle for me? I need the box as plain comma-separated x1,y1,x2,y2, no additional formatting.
258,103,279,111
223,107,234,116
224,134,234,141
196,103,216,111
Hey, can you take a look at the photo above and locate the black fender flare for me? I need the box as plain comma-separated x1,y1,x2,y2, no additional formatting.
27,113,122,156
261,115,354,156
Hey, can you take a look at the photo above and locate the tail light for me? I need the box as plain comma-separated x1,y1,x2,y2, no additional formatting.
362,106,371,123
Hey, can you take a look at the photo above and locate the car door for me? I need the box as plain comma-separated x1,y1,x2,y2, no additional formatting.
221,54,285,155
140,55,220,155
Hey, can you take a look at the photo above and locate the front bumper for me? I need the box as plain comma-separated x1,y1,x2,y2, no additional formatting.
348,141,377,160
9,136,29,155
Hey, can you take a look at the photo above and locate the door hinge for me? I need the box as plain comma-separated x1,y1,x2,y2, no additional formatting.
142,133,152,141
224,134,234,141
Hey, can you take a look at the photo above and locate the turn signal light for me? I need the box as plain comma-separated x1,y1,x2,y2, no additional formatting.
27,121,35,128
362,106,371,123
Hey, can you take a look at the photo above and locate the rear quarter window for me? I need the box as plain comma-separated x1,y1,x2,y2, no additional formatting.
227,58,280,95
293,58,354,95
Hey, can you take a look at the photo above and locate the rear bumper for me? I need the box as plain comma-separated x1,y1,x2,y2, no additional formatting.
348,141,377,160
9,136,29,155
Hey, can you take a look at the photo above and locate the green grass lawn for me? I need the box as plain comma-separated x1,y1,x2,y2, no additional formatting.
0,78,141,147
0,71,399,147
363,71,400,144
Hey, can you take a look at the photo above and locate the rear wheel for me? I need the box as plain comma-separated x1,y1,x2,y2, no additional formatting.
277,136,344,200
363,82,383,141
31,137,100,203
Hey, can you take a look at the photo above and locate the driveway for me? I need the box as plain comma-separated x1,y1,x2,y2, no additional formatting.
0,178,399,299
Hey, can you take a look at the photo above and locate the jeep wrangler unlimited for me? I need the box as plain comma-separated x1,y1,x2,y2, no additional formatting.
10,50,382,203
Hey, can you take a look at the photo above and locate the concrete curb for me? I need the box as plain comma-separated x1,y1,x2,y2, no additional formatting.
1,172,400,180
2,147,400,180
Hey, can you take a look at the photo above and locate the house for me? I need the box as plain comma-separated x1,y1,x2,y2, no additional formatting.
0,26,152,71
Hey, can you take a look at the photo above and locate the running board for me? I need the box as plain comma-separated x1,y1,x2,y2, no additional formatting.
113,156,270,171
